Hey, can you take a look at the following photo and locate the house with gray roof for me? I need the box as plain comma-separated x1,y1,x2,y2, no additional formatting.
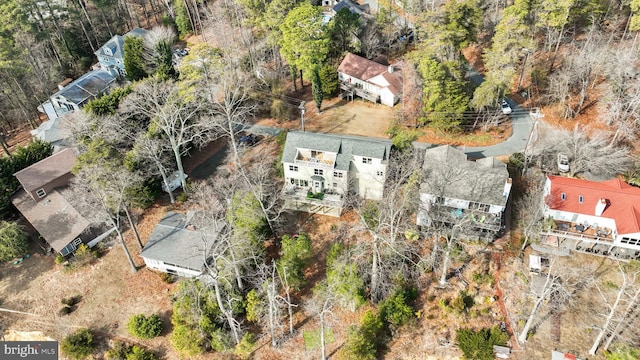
281,131,392,217
417,145,512,239
40,69,117,121
140,212,225,278
12,148,115,256
95,27,148,79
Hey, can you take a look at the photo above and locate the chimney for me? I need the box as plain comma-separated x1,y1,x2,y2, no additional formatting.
503,178,513,197
388,65,394,73
595,198,607,216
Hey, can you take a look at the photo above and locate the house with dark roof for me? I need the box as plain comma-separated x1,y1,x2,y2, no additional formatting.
40,69,117,121
12,149,115,256
281,131,392,217
338,52,403,107
417,145,512,240
140,212,225,278
95,28,148,79
540,175,640,260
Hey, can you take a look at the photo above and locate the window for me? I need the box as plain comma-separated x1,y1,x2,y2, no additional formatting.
314,169,323,176
579,195,584,203
333,183,337,188
292,179,309,187
311,150,319,158
362,157,372,164
333,171,343,178
289,165,299,172
376,171,384,177
435,196,444,204
561,193,566,201
36,188,46,198
620,237,640,246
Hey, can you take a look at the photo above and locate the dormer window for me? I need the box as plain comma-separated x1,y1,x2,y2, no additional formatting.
561,193,566,201
579,195,584,203
36,188,46,198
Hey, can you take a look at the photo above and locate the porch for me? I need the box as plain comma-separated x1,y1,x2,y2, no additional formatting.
339,82,380,103
430,205,503,232
540,220,640,261
283,186,344,217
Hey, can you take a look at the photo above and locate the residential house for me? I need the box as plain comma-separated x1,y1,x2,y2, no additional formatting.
417,145,512,240
281,131,392,217
95,28,148,79
140,212,225,278
338,52,403,107
12,149,115,256
540,175,640,260
39,69,117,121
331,0,367,16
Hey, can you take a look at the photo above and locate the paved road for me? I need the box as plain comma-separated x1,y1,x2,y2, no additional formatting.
461,69,535,158
247,69,536,159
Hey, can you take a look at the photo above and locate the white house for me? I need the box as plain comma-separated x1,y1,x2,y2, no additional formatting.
417,145,512,240
140,212,225,278
39,69,117,121
95,28,148,79
540,175,640,260
337,52,403,107
281,131,392,216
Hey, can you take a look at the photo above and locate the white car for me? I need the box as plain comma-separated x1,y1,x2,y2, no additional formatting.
557,153,570,173
501,100,512,115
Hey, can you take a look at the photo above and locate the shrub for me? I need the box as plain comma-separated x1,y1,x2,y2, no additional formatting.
127,314,163,339
270,99,291,122
451,291,474,315
159,272,175,284
0,221,29,262
71,244,97,268
379,290,415,329
55,254,66,264
341,310,383,360
58,305,72,316
456,326,509,360
170,323,205,356
61,295,82,306
107,341,156,360
61,328,94,360
234,333,256,360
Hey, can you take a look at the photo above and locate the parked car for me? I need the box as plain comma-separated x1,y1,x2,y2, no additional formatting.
238,133,258,146
557,153,570,173
501,100,512,115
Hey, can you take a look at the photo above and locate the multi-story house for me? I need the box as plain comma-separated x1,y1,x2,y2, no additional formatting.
540,175,640,260
281,131,392,217
39,69,117,121
94,28,148,79
12,148,115,256
417,145,512,240
338,52,403,107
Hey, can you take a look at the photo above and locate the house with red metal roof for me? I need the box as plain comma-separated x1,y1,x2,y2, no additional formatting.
337,52,403,107
541,175,640,259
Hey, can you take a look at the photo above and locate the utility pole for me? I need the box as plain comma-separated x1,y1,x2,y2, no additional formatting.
517,49,531,93
299,101,306,132
522,107,544,175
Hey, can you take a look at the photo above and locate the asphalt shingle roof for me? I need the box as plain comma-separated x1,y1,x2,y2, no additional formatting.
282,131,392,171
421,145,510,206
14,148,76,192
140,212,224,272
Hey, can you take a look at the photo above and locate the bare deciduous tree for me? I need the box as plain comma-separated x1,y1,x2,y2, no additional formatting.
589,261,640,355
518,257,593,344
122,77,214,191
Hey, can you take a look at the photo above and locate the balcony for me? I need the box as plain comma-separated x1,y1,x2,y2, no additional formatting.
294,157,335,170
429,205,503,232
282,186,344,217
538,220,640,261
340,82,380,103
